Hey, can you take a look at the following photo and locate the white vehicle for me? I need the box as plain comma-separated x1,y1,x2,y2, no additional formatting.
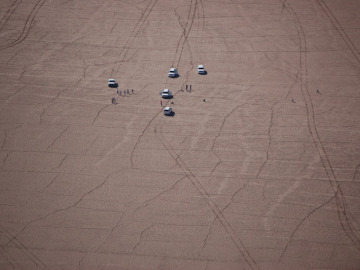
108,79,118,88
164,106,173,116
168,68,178,78
197,65,206,74
161,89,173,99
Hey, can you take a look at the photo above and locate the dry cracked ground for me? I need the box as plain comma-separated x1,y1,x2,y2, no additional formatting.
0,0,360,269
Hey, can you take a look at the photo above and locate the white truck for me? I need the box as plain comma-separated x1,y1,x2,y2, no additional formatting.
168,68,178,78
161,89,173,99
108,79,118,88
164,107,173,116
197,65,205,74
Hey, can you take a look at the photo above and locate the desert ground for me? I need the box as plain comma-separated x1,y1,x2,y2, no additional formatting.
0,0,360,269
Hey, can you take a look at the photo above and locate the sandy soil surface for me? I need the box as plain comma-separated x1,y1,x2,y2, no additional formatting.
0,0,360,269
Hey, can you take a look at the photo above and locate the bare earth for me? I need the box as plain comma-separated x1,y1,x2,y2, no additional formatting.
0,0,360,269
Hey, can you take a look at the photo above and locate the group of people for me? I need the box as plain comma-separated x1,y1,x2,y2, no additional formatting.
116,89,134,96
112,89,134,104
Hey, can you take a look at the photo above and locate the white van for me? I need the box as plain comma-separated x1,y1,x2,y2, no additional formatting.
168,68,179,78
164,107,173,115
161,89,173,99
108,79,118,87
197,65,205,74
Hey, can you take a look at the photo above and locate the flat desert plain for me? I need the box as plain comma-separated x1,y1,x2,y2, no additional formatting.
0,0,360,269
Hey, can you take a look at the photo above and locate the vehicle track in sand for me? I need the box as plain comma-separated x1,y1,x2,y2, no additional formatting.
157,130,260,270
0,3,50,267
165,0,205,95
279,1,360,260
0,0,47,50
0,224,49,269
128,0,206,165
1,2,160,268
0,0,22,34
316,0,360,63
72,0,160,164
111,0,159,77
172,0,197,69
122,1,258,268
156,1,260,269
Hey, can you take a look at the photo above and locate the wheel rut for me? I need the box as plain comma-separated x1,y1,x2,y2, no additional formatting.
316,0,360,63
281,0,360,255
0,0,47,50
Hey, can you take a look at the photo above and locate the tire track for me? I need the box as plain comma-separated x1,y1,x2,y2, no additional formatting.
111,0,158,77
189,0,205,67
5,168,128,270
157,131,260,270
0,0,47,50
156,4,258,268
0,0,22,33
0,3,50,259
198,0,205,51
0,224,48,269
163,1,259,268
172,0,198,68
0,2,157,268
128,1,257,268
166,0,204,90
281,0,360,255
316,0,360,63
210,103,244,151
130,0,203,164
96,0,159,166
